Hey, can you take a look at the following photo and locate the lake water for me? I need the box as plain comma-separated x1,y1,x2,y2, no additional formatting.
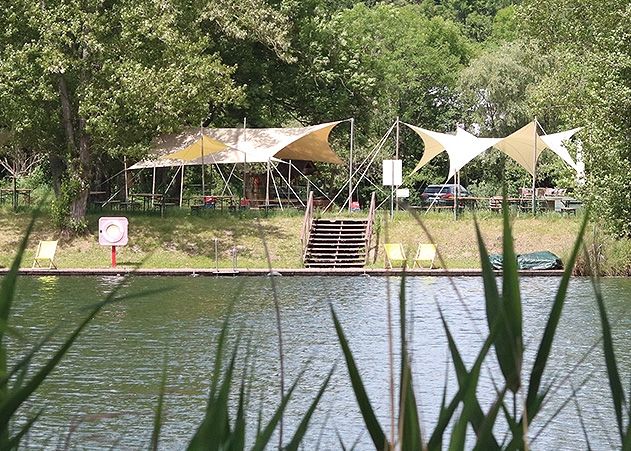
9,275,631,449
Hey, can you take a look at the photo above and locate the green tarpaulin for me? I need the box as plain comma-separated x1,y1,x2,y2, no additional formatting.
488,251,563,270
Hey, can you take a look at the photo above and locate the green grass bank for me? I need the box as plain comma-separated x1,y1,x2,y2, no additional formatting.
0,207,628,273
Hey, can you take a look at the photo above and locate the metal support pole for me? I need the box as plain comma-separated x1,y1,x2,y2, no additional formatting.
395,117,400,214
151,165,156,208
348,118,354,212
532,117,537,215
454,171,459,220
201,123,206,198
124,156,129,202
266,158,270,206
243,117,247,200
179,164,185,208
288,159,292,200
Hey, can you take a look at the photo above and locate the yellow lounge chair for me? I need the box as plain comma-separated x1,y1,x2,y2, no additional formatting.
32,240,58,269
413,243,437,269
384,243,406,269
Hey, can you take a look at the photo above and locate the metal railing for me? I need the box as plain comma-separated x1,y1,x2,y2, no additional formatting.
300,191,315,263
364,192,377,265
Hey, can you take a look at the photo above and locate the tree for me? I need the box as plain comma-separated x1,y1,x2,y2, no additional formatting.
0,0,290,232
516,0,631,236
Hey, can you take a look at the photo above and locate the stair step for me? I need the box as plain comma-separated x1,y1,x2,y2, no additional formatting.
307,246,364,253
312,227,367,233
304,215,372,269
305,259,365,264
306,252,365,257
313,219,368,224
310,234,364,241
305,262,365,267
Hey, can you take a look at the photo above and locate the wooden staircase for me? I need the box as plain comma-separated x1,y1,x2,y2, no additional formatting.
301,192,376,268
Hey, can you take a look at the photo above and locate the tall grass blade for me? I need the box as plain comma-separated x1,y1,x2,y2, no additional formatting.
0,215,37,406
209,316,230,400
0,289,129,437
448,410,468,450
398,274,422,451
570,382,592,451
285,366,334,451
6,410,41,450
433,310,499,447
473,388,506,451
331,305,389,450
591,263,626,442
227,377,246,451
150,356,168,451
499,194,522,393
187,340,239,450
436,311,499,451
336,430,348,451
525,211,589,421
251,375,301,451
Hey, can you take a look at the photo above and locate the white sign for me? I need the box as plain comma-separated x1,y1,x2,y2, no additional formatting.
396,188,410,198
382,160,402,186
99,217,129,246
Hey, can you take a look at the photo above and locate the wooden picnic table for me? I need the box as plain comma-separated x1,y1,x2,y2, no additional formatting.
189,195,237,210
0,188,32,206
131,193,163,211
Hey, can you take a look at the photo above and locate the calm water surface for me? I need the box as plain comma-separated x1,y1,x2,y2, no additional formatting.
9,275,631,449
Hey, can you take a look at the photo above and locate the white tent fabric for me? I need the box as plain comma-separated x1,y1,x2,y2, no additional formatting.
493,121,581,175
492,121,548,176
129,121,345,170
539,127,582,172
405,123,501,178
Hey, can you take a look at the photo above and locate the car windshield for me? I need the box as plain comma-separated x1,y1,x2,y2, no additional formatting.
423,185,470,196
424,186,451,194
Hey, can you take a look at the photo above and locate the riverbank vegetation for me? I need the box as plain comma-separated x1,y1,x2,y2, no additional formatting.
0,207,589,271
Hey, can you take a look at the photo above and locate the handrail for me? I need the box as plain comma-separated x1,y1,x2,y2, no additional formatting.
364,192,377,264
301,191,314,263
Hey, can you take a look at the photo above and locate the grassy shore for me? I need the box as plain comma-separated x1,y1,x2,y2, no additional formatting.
0,205,598,270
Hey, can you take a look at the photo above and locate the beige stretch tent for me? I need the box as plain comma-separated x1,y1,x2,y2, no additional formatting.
130,121,345,169
493,121,582,176
128,120,346,205
406,124,500,178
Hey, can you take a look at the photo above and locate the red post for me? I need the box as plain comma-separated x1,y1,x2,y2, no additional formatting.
111,246,116,268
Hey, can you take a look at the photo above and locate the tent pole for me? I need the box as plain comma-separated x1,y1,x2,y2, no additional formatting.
151,164,156,208
201,123,206,198
124,156,129,202
270,163,283,211
266,158,270,206
179,164,185,208
454,171,459,220
348,118,354,212
394,116,400,214
243,117,247,200
288,159,292,201
532,117,537,215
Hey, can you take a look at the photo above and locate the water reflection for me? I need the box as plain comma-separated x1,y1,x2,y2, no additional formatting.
9,276,631,449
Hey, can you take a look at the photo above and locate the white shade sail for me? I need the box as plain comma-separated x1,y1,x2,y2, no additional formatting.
539,127,582,172
493,121,581,175
129,121,345,170
492,121,548,176
405,123,500,178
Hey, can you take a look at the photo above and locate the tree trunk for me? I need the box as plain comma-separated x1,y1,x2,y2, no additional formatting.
49,152,65,196
70,119,91,223
58,75,91,232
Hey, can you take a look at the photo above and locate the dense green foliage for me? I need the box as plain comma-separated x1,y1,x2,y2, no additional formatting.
1,0,629,237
